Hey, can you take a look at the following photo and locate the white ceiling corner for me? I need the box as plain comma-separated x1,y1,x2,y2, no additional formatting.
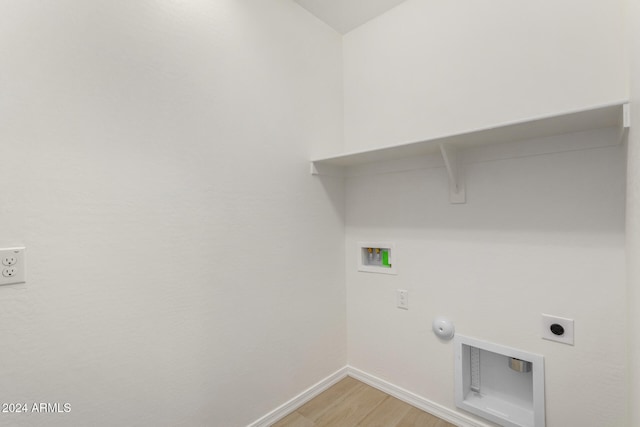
294,0,409,34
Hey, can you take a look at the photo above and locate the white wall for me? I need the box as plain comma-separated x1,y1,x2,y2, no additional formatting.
343,0,628,152
0,1,345,426
345,131,628,426
342,2,629,425
626,0,640,424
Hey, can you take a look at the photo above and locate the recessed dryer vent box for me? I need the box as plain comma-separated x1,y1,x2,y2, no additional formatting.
454,335,545,427
357,242,396,275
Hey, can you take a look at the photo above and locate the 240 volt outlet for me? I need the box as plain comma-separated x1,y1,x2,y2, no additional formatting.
541,313,574,345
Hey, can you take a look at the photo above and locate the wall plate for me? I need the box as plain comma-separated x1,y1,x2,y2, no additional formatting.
0,247,26,286
541,314,574,345
396,289,408,309
357,242,397,275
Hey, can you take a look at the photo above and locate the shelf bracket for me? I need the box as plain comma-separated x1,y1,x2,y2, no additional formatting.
439,143,466,204
310,161,344,177
310,162,320,175
622,103,631,140
624,103,631,129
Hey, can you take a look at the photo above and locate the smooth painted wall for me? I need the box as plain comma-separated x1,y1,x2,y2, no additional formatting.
627,0,640,424
343,0,628,152
0,1,345,426
342,2,629,425
345,131,628,426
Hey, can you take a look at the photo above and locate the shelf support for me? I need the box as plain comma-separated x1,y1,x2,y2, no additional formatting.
310,161,344,177
439,143,466,204
621,103,631,141
624,103,631,129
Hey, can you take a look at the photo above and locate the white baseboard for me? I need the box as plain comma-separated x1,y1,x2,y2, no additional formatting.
346,366,491,427
247,367,348,427
248,365,490,427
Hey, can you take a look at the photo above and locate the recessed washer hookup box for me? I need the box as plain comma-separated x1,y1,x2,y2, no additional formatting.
454,335,545,427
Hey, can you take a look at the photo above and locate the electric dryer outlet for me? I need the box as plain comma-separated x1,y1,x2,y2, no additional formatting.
541,314,574,345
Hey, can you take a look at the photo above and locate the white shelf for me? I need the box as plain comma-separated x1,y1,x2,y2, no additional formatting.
311,101,629,203
311,101,629,169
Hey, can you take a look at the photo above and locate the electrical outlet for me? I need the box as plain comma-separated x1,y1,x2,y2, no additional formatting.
2,256,17,266
2,267,16,277
0,247,26,286
397,289,408,310
541,314,574,345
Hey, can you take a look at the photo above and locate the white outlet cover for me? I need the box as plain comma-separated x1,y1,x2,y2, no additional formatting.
0,247,26,286
396,289,408,310
541,314,574,345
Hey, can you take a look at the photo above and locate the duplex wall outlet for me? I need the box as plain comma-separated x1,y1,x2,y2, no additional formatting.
541,314,574,345
0,247,26,286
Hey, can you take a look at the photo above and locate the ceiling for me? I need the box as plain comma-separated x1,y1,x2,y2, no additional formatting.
294,0,409,34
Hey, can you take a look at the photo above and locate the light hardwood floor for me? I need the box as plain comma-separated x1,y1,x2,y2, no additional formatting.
272,377,456,427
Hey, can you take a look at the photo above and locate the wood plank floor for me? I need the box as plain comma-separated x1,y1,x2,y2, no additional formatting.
272,377,456,427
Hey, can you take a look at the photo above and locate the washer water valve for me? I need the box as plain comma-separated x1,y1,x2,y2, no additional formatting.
357,242,397,275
